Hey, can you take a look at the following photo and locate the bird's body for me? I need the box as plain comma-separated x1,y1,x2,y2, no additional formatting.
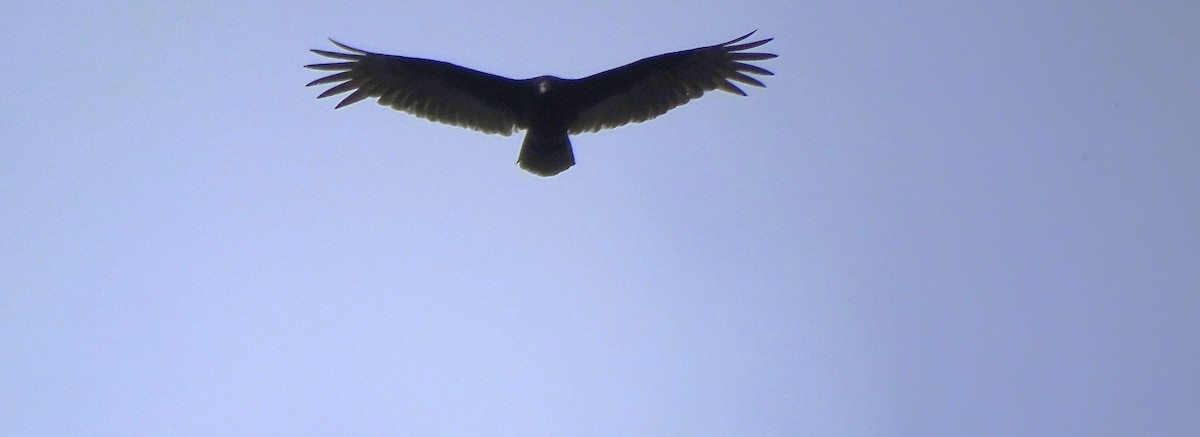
519,77,577,174
306,32,776,176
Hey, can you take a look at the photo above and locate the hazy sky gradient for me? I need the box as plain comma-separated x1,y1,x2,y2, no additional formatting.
3,1,1198,435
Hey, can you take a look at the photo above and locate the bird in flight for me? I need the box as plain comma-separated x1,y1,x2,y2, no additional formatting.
305,32,777,177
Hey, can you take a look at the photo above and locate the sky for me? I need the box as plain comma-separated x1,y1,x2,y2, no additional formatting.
2,1,1198,435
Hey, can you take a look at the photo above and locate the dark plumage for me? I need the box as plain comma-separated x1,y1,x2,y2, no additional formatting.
305,32,777,176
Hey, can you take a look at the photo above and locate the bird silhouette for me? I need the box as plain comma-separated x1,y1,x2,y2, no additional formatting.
306,32,777,176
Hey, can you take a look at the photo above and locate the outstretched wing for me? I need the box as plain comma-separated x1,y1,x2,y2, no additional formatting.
565,31,777,135
305,41,528,136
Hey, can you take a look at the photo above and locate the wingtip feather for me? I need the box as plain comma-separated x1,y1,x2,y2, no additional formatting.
328,39,370,54
731,52,778,61
335,83,380,108
716,79,747,96
305,62,356,71
726,38,773,52
316,80,360,99
305,71,355,87
734,63,774,76
310,49,362,61
718,30,763,47
726,71,765,88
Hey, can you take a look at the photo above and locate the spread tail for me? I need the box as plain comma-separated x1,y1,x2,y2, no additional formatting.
518,130,575,177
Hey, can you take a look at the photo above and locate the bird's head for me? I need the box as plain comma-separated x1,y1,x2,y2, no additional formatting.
535,76,563,95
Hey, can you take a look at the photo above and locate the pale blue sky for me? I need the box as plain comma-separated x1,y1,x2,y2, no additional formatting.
3,1,1198,435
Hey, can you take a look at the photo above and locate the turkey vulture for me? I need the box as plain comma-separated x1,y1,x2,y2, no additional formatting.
305,32,776,176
